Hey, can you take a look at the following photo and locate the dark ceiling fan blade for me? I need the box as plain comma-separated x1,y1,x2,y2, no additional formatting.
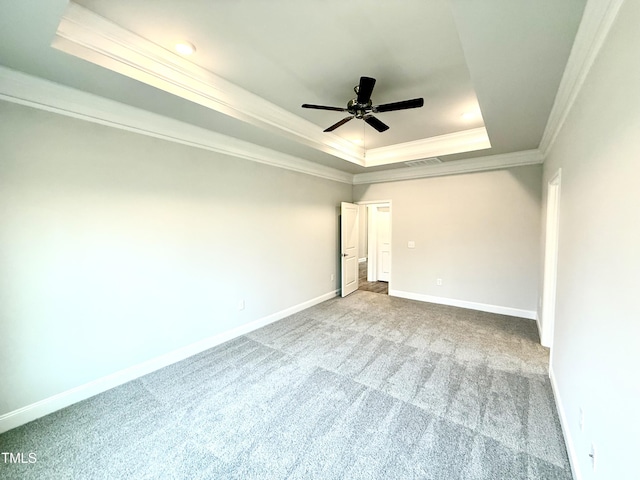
356,76,376,104
374,98,424,113
301,104,348,112
364,115,389,132
324,116,354,132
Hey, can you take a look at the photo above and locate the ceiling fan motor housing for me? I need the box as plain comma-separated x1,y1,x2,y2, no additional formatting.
347,98,372,119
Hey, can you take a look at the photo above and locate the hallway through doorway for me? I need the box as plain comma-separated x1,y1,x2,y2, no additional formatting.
358,261,388,295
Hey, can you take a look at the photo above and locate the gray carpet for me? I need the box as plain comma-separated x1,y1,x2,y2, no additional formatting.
0,291,572,479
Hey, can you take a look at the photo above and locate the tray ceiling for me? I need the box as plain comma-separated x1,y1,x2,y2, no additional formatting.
0,0,586,175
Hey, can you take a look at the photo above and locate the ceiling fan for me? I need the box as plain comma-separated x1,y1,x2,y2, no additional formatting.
302,76,424,133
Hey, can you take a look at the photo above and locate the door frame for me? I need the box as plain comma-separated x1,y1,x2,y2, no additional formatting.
356,200,392,284
541,169,561,349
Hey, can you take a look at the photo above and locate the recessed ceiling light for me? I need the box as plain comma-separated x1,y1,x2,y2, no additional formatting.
175,42,195,56
461,111,480,121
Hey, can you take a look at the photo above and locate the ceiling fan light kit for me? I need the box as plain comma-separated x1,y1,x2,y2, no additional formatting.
302,76,424,133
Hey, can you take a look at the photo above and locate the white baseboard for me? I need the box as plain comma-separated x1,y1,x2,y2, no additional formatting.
0,290,338,434
388,289,537,320
535,312,544,343
549,366,581,480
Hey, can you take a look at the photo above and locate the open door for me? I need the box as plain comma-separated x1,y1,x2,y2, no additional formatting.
341,202,359,297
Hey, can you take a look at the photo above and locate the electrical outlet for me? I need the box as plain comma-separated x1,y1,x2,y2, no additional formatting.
238,300,245,311
436,278,443,286
330,273,335,281
408,241,415,249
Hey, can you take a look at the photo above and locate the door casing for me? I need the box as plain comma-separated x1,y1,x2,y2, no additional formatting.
541,170,561,349
357,201,392,284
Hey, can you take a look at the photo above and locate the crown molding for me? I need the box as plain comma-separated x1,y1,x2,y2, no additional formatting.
53,2,365,167
0,66,354,184
353,149,543,185
365,127,491,166
539,0,625,157
0,66,543,187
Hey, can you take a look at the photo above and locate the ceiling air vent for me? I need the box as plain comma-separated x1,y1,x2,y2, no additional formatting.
404,157,442,167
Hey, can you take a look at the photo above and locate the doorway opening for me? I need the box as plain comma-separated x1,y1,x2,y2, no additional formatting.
357,201,391,295
358,260,388,294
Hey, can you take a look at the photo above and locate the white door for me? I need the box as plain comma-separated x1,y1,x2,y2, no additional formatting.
341,202,359,297
377,208,391,281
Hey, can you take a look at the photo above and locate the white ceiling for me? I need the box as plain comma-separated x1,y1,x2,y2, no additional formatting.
0,0,586,175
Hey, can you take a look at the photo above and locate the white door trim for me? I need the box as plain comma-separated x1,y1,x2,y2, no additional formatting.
357,201,392,285
367,205,378,282
541,169,562,349
376,207,391,282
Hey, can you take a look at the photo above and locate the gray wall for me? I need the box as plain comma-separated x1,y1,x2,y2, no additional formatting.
353,166,542,314
542,1,640,477
0,101,350,415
